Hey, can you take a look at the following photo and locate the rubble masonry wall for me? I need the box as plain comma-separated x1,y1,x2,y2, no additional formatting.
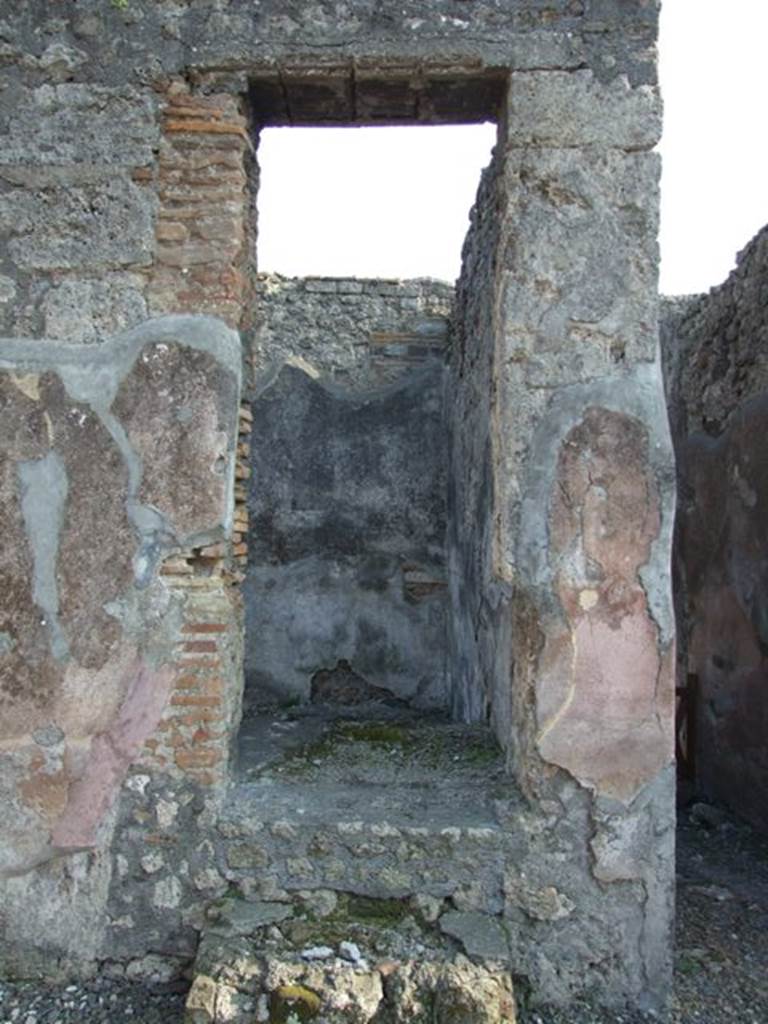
662,226,768,833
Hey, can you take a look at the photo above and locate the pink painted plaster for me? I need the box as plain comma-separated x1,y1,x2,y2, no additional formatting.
51,658,173,849
536,408,674,802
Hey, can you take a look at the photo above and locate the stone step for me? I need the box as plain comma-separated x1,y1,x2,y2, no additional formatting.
203,705,589,1009
219,708,526,906
184,897,517,1023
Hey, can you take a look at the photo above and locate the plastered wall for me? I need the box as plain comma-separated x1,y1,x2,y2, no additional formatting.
243,277,452,712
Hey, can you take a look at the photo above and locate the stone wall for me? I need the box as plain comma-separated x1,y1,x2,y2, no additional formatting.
0,1,676,1012
446,148,511,734
243,277,451,713
441,42,676,1010
0,317,241,971
250,275,453,391
662,226,768,833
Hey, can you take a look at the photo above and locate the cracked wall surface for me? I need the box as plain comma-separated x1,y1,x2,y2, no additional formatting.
0,317,240,968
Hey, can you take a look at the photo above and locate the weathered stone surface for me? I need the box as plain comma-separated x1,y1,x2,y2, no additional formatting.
2,178,155,272
0,316,241,962
0,276,17,305
208,898,292,935
439,910,509,959
42,275,148,344
244,361,447,708
499,148,660,382
675,400,768,832
441,24,673,1007
382,959,516,1024
113,340,239,547
664,225,768,436
503,873,575,922
0,84,159,169
445,149,510,736
251,276,453,392
0,2,675,1013
0,0,657,89
506,70,661,149
661,225,768,834
185,931,516,1024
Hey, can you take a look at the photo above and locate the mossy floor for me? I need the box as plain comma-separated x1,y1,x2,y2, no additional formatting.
238,703,504,782
233,702,521,828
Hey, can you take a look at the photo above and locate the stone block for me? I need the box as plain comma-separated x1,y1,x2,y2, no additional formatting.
185,933,516,1024
0,84,159,169
499,147,660,374
304,279,338,293
439,910,509,960
505,70,661,149
3,178,155,272
42,274,148,343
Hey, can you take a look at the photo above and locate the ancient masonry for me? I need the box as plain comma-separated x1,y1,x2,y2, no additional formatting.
0,3,679,1021
661,227,768,837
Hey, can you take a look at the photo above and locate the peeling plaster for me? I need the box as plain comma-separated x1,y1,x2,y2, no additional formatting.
517,360,676,645
51,659,174,850
97,407,176,587
1,316,241,588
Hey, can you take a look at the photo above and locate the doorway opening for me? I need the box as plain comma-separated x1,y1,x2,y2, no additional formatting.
235,69,506,793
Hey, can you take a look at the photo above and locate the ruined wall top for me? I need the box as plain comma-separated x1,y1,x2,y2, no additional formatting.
662,224,768,436
250,274,453,392
0,1,659,100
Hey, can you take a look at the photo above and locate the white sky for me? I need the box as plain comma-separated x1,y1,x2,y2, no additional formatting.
257,1,768,296
659,0,768,294
256,123,497,281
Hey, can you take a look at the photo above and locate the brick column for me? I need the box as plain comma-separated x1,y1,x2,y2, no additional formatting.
147,82,251,329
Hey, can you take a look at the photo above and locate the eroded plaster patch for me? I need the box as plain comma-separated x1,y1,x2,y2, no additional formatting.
536,407,674,803
51,658,174,849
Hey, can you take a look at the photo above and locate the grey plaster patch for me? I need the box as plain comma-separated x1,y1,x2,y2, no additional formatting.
0,275,16,304
17,451,69,661
0,631,16,655
97,409,176,588
439,910,509,960
0,315,241,402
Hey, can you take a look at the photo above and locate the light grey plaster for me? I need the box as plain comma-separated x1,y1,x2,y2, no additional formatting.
17,451,69,661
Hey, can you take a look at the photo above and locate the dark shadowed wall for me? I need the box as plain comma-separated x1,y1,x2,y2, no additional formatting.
663,226,768,833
